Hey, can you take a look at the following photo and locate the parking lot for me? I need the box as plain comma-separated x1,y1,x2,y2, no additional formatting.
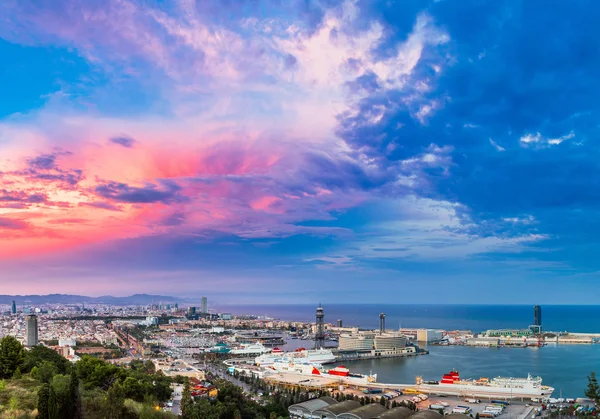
335,390,538,419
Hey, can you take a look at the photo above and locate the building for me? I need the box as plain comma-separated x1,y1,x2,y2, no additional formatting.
288,397,338,419
315,305,325,349
374,333,407,350
221,313,233,320
339,331,407,353
416,329,444,342
11,300,16,315
201,296,208,314
466,337,500,347
534,305,542,326
484,328,533,338
313,400,362,419
339,332,376,351
337,319,343,328
26,314,38,346
338,404,387,419
58,338,77,347
528,305,543,334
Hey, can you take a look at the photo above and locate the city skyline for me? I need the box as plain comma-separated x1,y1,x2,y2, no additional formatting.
1,1,599,303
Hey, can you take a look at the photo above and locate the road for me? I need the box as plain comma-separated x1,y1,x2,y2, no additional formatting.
171,385,183,416
202,362,254,395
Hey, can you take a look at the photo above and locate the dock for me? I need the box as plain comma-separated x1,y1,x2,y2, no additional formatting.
332,349,428,361
263,372,544,401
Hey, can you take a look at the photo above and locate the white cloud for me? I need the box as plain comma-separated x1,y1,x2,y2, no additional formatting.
489,138,505,152
520,131,575,148
308,195,547,262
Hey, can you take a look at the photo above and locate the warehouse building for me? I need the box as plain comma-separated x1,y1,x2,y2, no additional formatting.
416,329,444,342
466,337,500,347
288,396,337,418
337,404,387,419
289,398,468,419
373,407,415,419
313,400,362,419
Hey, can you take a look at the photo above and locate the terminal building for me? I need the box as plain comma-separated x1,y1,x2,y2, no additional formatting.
338,331,413,357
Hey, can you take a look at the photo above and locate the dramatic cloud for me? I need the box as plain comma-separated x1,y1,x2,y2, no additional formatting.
110,136,136,148
0,0,599,301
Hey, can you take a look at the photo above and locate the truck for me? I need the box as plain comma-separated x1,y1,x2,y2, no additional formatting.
452,407,472,414
465,398,481,404
362,388,383,394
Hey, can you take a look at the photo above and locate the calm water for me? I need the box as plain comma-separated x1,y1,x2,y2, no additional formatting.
213,304,600,397
344,344,600,398
213,304,600,333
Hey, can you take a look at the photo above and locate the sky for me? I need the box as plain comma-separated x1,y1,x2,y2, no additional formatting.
0,0,599,303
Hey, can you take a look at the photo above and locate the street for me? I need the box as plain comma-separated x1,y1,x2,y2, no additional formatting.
171,385,183,416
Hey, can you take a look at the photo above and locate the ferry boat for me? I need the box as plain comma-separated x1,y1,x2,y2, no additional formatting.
267,359,377,385
230,343,271,355
255,347,336,366
419,370,554,398
208,343,231,353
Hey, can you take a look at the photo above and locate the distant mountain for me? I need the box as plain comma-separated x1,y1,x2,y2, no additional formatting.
0,293,186,306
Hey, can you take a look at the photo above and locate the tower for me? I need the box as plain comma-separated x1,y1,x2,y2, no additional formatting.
315,305,325,349
337,319,343,328
534,305,542,328
201,296,208,314
379,313,386,335
11,300,16,315
26,314,38,346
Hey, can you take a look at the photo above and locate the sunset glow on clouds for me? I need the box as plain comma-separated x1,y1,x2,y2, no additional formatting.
1,0,600,302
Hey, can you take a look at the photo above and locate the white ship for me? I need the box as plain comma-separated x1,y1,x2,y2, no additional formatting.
230,343,271,355
267,359,377,385
418,370,554,398
255,347,336,366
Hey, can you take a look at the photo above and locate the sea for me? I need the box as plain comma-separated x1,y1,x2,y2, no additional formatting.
213,304,600,397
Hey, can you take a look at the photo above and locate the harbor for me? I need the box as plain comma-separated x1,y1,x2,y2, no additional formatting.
215,304,600,400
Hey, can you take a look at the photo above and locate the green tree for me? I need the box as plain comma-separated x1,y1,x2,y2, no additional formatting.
181,380,194,418
0,336,25,378
9,395,19,411
48,384,58,419
121,376,145,401
31,360,59,383
69,366,82,419
24,345,71,374
585,372,600,404
38,383,51,419
145,360,156,374
106,380,126,419
51,374,72,419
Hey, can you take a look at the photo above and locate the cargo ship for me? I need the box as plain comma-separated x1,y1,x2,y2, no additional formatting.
267,359,377,385
255,347,336,366
418,370,554,398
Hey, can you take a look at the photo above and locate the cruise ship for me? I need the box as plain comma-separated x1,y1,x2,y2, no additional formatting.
418,370,554,398
267,359,377,385
230,343,271,355
255,347,336,366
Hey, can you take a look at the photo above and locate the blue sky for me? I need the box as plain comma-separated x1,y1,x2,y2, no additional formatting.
0,0,598,303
